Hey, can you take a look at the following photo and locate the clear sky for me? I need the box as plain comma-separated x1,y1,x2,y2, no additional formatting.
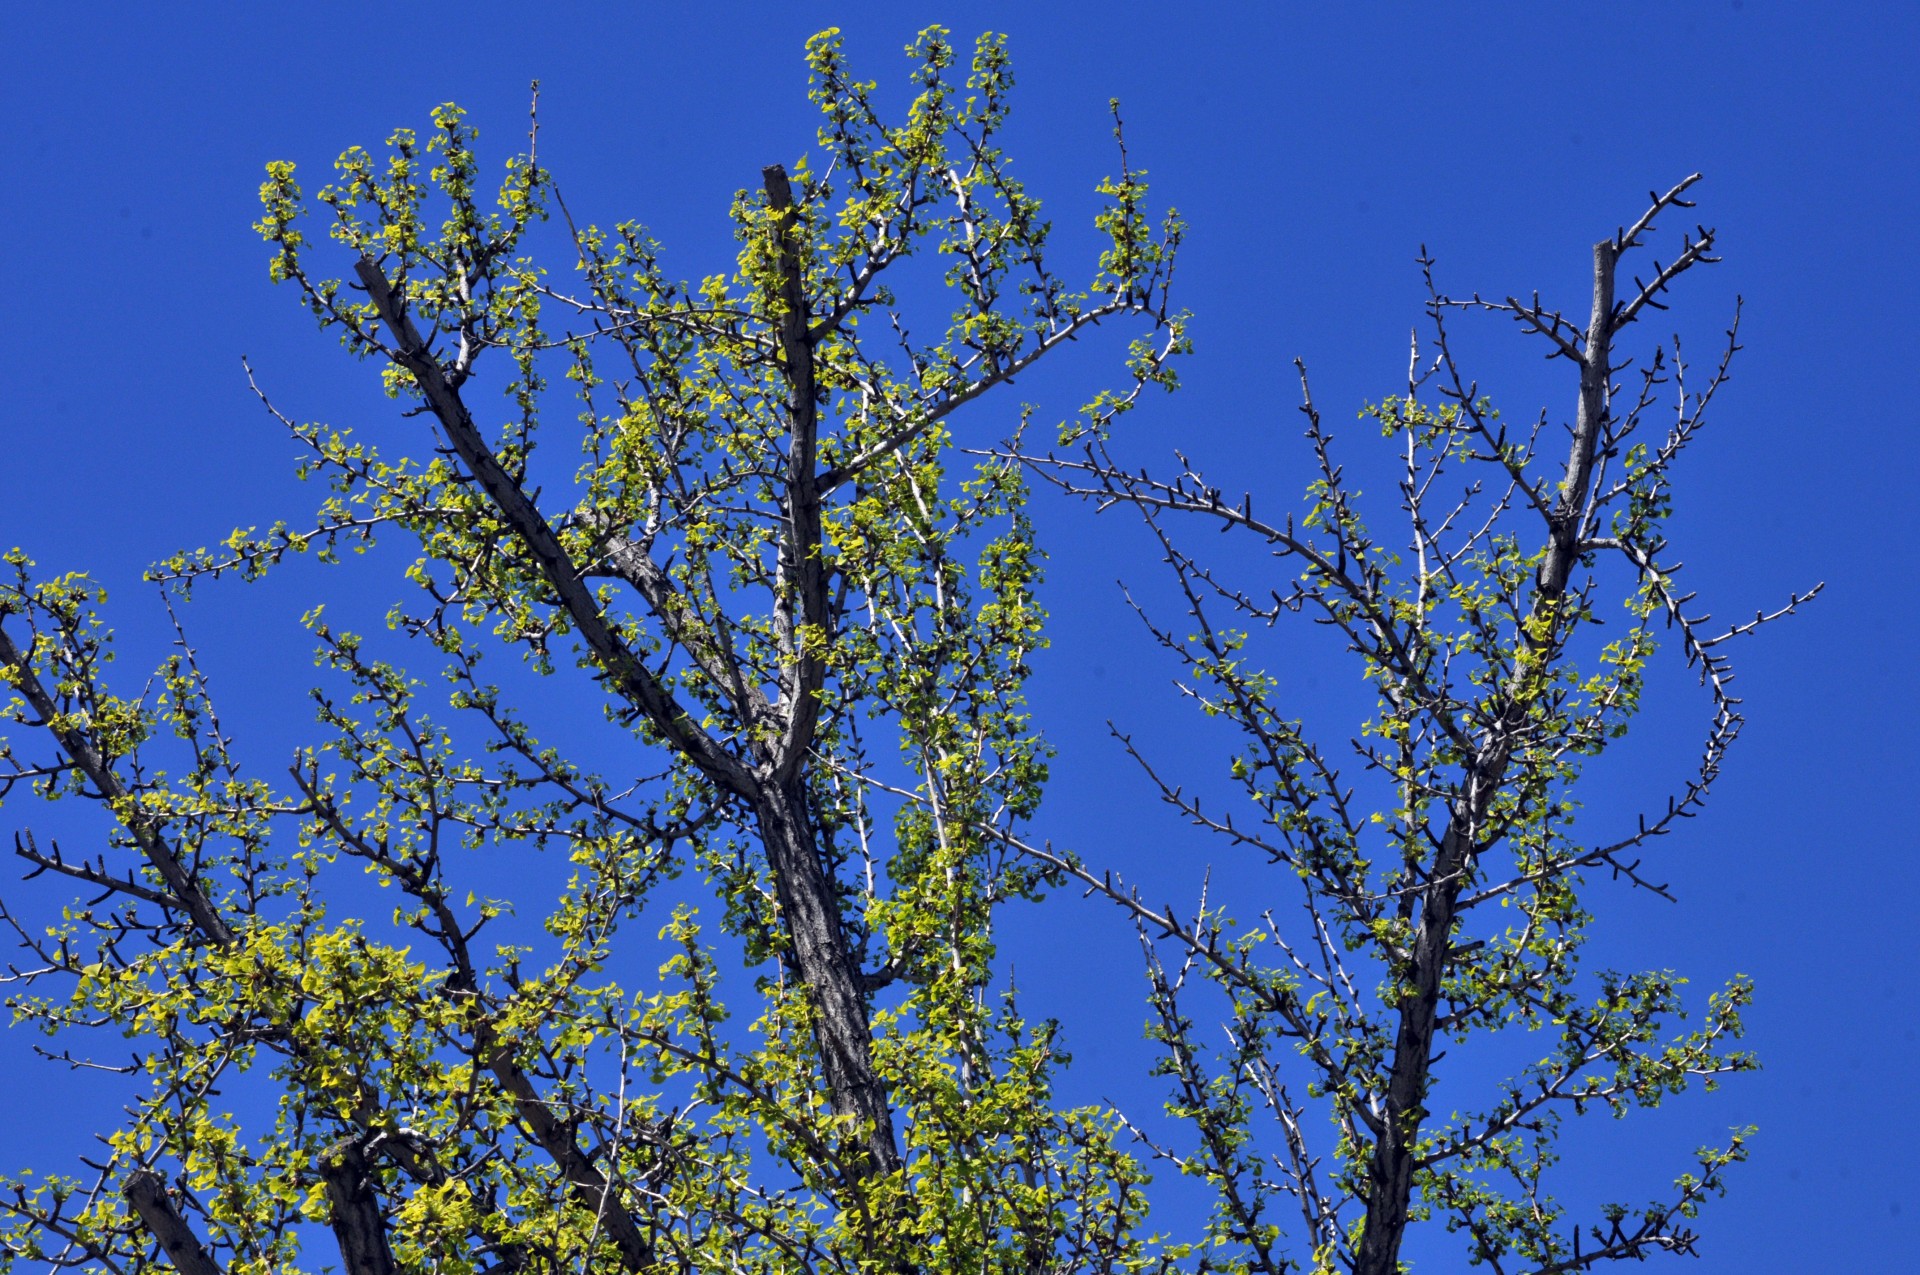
2,2,1913,1269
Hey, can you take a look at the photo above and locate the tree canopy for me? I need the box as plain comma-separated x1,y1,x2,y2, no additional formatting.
0,27,1799,1275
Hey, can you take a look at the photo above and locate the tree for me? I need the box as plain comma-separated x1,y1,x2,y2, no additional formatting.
0,27,1791,1275
1005,178,1813,1272
0,28,1183,1275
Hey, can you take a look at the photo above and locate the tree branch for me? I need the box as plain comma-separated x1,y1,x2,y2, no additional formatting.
352,256,759,802
124,1171,221,1275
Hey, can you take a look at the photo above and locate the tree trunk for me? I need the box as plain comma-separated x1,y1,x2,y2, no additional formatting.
320,1142,400,1275
756,779,902,1176
1353,238,1617,1275
754,164,901,1179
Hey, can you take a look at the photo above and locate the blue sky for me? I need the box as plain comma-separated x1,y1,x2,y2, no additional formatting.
2,2,1914,1269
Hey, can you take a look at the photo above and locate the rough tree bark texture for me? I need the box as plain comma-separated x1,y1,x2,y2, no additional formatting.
124,1171,222,1275
321,1142,401,1275
761,163,902,1177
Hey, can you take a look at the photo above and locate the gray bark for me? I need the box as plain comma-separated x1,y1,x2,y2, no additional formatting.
320,1142,399,1275
357,216,901,1180
758,779,902,1176
759,164,902,1177
476,1023,658,1269
352,260,759,803
1352,240,1618,1275
124,1170,222,1275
